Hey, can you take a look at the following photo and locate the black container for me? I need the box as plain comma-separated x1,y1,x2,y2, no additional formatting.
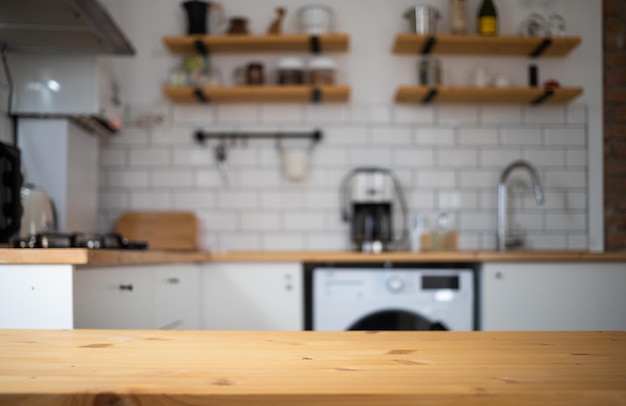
182,1,213,34
0,142,23,243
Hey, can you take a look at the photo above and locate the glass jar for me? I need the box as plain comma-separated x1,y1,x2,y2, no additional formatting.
277,58,305,85
308,57,336,85
418,57,442,86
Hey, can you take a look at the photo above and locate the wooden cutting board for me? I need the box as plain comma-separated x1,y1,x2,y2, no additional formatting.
116,211,199,251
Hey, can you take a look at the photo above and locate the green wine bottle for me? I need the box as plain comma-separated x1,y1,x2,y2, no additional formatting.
477,0,498,35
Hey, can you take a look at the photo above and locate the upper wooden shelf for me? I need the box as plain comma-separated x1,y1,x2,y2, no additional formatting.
163,85,350,103
395,86,583,105
163,34,349,54
393,34,581,57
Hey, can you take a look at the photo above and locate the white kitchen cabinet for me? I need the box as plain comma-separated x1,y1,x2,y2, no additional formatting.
154,265,200,330
0,265,74,329
201,262,303,331
481,262,626,331
74,264,200,330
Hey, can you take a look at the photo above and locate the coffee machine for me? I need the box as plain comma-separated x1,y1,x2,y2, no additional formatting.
340,167,408,253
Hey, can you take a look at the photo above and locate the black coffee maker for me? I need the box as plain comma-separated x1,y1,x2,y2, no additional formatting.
340,167,408,253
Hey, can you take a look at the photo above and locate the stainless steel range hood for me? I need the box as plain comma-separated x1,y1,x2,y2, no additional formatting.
0,0,135,55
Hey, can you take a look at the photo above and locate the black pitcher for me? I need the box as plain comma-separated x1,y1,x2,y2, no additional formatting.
182,1,224,35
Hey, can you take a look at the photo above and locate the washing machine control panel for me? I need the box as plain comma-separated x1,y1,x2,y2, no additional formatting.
385,275,405,293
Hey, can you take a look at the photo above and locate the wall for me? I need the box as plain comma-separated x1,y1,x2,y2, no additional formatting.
604,0,626,251
98,0,602,252
0,59,12,145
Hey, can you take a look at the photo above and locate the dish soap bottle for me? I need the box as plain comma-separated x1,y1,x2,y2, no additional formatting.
410,215,426,252
477,0,498,36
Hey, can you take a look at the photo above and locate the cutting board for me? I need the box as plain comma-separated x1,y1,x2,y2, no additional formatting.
116,211,199,251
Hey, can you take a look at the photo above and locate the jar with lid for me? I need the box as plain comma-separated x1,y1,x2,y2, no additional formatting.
449,0,468,34
308,57,336,85
277,58,305,85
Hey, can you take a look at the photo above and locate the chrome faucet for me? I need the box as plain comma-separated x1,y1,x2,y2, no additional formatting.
497,160,545,251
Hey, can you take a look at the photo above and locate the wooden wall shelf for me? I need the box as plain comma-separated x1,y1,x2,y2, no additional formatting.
392,34,581,57
163,34,349,54
395,86,583,105
163,85,350,103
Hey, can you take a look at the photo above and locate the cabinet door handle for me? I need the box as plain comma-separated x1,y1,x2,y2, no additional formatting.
119,284,134,291
166,278,180,285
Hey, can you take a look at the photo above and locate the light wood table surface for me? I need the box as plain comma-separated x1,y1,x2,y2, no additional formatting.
0,330,624,405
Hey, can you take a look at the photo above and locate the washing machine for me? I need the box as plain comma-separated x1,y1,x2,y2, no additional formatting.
304,264,478,331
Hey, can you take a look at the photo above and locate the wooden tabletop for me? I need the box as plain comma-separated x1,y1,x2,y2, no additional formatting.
2,249,626,266
0,330,624,405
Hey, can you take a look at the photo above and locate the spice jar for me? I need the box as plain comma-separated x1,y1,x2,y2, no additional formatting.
246,62,265,85
308,57,336,85
277,58,305,85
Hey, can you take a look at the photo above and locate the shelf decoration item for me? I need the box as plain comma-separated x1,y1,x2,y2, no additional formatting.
181,1,225,34
267,7,287,34
450,0,469,34
477,0,498,36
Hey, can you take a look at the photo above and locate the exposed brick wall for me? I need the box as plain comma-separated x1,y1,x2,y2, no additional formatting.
604,0,626,251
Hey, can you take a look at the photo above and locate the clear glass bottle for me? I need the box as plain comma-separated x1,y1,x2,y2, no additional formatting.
450,0,468,34
410,215,426,252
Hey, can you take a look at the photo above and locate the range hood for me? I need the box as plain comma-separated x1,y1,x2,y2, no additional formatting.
0,0,135,55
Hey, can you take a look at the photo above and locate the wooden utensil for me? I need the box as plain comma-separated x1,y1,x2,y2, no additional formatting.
116,211,199,251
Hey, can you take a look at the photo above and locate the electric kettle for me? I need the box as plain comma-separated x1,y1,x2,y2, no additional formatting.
19,183,57,238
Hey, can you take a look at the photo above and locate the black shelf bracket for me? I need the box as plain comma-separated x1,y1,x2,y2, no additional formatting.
530,38,553,58
193,88,209,104
420,36,437,55
530,88,555,105
309,35,321,54
421,88,439,104
194,129,324,146
194,39,208,56
310,87,322,103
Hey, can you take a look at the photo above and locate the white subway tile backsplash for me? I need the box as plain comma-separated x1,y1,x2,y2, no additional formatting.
218,191,258,209
216,104,259,123
107,170,149,188
458,128,498,146
524,105,566,124
151,169,194,188
130,192,172,210
324,126,370,146
107,128,150,146
197,210,239,231
546,213,587,231
459,212,496,231
284,212,326,231
566,192,588,210
415,128,455,145
151,127,194,145
101,149,127,167
479,149,522,168
350,105,391,124
100,192,129,210
195,170,225,187
510,212,545,231
238,169,281,188
567,234,588,250
348,147,391,167
129,149,170,167
173,191,215,210
260,104,304,123
566,149,587,167
370,127,412,145
261,191,304,209
393,148,434,167
240,212,281,231
408,191,436,210
437,191,479,210
173,149,213,167
217,232,261,251
304,191,339,210
393,105,435,124
481,106,522,125
306,104,348,124
263,233,305,250
312,148,348,167
544,128,587,146
437,105,479,125
545,169,587,189
500,128,543,145
436,149,478,167
459,170,499,188
525,234,567,250
522,148,566,167
415,170,456,188
306,233,351,250
479,191,497,210
173,104,216,124
566,105,588,125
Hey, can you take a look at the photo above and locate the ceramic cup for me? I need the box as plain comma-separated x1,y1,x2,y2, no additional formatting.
281,148,310,181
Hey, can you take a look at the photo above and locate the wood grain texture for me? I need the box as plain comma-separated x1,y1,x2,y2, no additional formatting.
392,34,581,56
2,249,626,265
163,34,349,53
0,330,624,405
116,211,199,251
163,85,350,103
395,86,583,104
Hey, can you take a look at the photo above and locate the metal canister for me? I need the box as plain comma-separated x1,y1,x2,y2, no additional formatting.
418,57,441,86
404,5,440,35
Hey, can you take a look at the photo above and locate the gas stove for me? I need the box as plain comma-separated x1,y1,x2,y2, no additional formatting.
12,233,148,250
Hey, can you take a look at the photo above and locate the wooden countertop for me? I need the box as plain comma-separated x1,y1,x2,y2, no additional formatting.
2,248,626,265
0,330,624,405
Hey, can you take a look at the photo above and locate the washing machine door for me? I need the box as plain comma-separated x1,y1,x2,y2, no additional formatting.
348,309,448,331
